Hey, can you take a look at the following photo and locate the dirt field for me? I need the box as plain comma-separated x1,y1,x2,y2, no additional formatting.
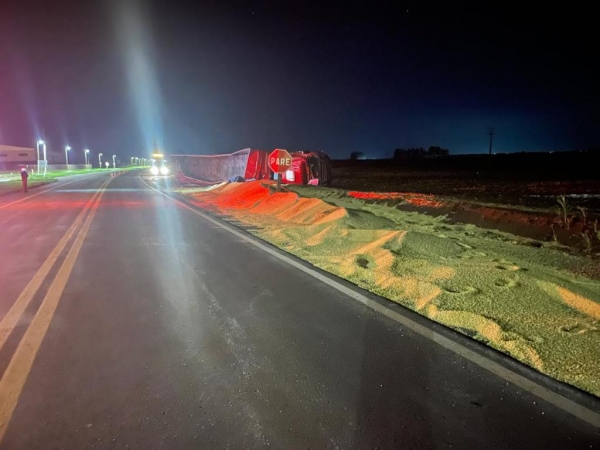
331,152,600,210
328,152,600,254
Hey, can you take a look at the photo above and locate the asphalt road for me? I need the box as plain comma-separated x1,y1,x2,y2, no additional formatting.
0,170,598,449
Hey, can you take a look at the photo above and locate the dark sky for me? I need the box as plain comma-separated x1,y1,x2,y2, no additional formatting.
0,1,598,161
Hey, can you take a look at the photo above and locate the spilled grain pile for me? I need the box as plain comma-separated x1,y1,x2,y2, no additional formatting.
185,181,600,396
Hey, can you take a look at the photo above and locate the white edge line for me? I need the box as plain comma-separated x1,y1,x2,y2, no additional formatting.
141,176,600,428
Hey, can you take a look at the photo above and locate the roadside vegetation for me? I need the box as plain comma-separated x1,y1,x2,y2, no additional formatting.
0,168,125,196
0,175,58,195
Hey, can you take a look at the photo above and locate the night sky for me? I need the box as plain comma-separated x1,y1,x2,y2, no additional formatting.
0,1,598,161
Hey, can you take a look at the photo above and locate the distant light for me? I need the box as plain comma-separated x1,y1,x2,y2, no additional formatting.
150,166,159,175
65,146,71,151
160,166,169,175
37,140,45,145
152,153,164,158
85,149,90,153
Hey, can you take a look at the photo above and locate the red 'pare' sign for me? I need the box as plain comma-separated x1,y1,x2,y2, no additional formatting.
268,149,293,173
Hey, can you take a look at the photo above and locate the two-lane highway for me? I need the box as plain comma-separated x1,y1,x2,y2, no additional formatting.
0,173,111,322
0,171,598,449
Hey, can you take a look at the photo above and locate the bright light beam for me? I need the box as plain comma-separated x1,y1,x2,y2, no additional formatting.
114,0,164,153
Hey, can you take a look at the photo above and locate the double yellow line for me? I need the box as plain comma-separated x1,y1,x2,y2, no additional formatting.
0,176,111,441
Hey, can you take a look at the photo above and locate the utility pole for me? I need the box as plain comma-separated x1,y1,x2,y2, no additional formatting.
487,128,494,155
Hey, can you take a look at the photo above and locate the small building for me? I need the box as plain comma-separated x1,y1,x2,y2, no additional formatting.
0,145,36,171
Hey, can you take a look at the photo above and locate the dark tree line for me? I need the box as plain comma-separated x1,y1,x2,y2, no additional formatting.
348,147,449,160
393,146,449,159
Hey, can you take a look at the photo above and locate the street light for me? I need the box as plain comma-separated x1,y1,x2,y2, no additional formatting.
36,140,44,175
84,149,90,166
65,146,71,169
38,140,47,177
98,152,103,168
112,154,116,168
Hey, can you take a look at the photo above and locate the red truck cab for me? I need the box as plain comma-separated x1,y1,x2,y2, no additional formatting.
280,151,332,186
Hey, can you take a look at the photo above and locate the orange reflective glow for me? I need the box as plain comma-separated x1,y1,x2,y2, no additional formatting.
347,191,444,208
190,182,272,211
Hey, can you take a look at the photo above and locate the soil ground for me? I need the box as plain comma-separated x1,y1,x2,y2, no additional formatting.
328,152,600,254
331,152,600,210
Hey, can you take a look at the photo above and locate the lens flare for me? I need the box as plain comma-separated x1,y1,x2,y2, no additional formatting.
114,0,164,153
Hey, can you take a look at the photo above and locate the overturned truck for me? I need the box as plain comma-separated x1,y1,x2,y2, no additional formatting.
279,150,332,186
170,149,270,185
171,149,332,186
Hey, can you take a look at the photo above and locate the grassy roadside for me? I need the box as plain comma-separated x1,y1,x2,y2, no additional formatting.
0,178,57,196
181,181,600,397
0,168,132,196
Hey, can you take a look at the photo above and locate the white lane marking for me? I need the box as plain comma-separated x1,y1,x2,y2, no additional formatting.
140,176,600,428
0,173,102,211
53,188,153,193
